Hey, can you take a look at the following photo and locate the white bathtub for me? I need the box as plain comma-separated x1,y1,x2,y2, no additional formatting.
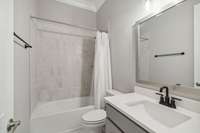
31,97,95,133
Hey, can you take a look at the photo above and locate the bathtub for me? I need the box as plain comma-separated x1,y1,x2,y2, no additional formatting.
31,97,95,133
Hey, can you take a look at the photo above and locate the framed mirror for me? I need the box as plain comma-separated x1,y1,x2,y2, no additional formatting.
135,0,200,94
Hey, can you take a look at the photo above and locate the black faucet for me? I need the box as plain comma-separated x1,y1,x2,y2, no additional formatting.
156,86,182,109
159,86,170,106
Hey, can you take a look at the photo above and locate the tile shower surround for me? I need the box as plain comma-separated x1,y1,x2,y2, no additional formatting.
31,31,95,103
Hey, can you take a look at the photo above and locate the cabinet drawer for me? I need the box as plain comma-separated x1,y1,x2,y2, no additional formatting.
106,104,149,133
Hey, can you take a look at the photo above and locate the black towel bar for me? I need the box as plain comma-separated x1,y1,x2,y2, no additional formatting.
14,32,32,49
155,52,185,58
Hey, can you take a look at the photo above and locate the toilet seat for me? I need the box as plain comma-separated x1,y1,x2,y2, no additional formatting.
82,109,106,125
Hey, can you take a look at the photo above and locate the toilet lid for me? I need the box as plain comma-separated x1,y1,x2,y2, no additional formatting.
82,110,106,123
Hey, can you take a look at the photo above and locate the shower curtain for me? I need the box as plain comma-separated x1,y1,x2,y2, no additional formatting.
93,31,112,109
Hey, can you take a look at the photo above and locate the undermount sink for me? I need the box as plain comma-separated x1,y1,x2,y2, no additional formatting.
126,101,191,128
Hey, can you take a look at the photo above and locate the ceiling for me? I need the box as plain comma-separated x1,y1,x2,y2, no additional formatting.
56,0,107,12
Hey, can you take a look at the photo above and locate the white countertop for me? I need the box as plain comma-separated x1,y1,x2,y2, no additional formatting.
104,93,200,133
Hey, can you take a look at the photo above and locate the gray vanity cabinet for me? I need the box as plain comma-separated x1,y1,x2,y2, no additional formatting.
105,119,123,133
105,104,149,133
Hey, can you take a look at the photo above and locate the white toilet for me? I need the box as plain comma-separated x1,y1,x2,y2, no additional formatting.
81,90,122,133
81,109,106,133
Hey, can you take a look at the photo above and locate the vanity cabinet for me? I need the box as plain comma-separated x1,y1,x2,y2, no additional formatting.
105,104,149,133
105,119,123,133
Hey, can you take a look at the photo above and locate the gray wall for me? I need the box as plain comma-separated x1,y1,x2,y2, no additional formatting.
14,0,38,133
96,0,148,93
37,0,96,29
96,0,183,93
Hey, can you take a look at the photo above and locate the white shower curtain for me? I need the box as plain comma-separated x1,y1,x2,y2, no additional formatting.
93,31,112,109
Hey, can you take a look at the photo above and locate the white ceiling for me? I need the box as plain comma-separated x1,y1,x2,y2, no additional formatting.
56,0,106,12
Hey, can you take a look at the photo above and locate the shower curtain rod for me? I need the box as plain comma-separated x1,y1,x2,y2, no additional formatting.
30,16,97,32
39,29,96,39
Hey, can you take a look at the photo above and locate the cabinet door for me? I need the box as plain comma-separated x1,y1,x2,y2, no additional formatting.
106,119,123,133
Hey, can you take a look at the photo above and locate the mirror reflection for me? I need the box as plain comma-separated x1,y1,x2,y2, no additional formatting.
137,0,200,88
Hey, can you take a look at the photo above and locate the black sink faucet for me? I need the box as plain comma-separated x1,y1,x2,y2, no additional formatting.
156,86,182,109
159,86,170,106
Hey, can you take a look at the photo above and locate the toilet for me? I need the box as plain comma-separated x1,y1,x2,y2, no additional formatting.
81,90,122,133
81,109,106,133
